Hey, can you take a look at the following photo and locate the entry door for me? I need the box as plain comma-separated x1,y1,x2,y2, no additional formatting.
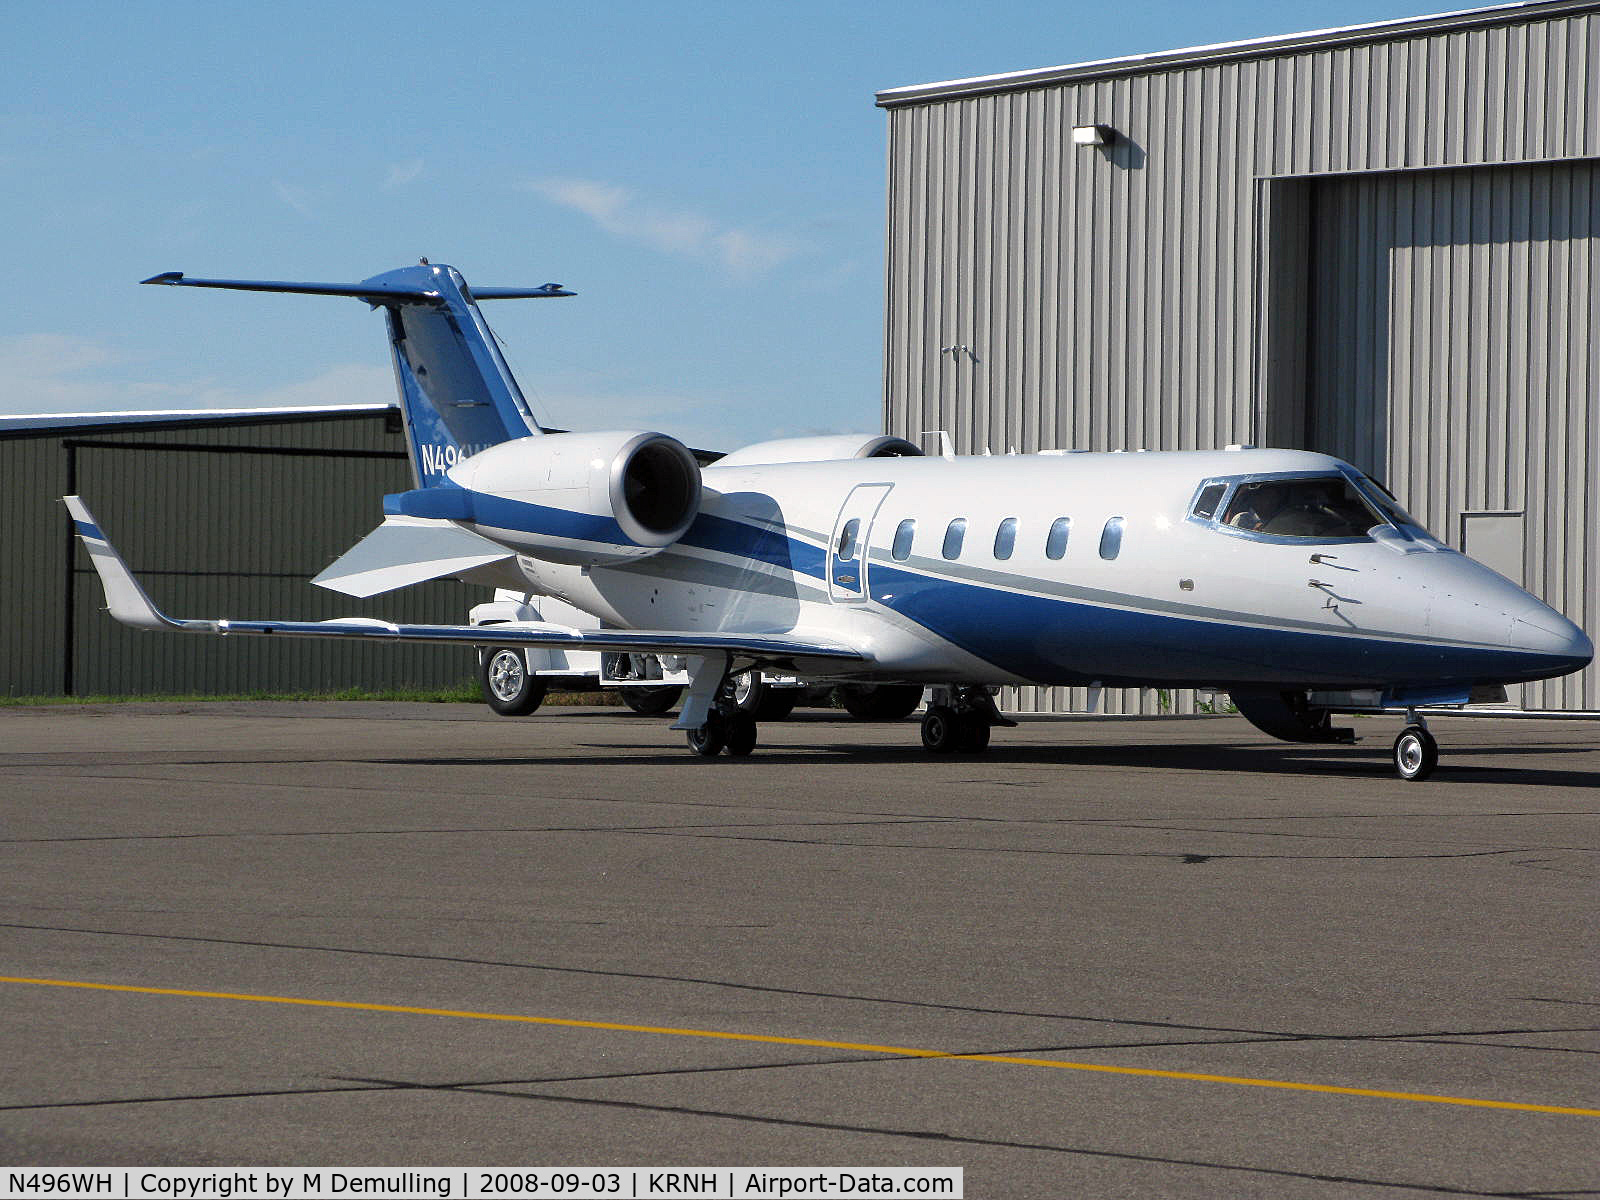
827,484,892,603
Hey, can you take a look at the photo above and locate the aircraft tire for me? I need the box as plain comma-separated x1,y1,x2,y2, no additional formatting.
921,705,959,754
480,649,548,716
840,683,925,721
621,685,682,716
1392,725,1438,781
955,713,992,753
730,671,759,711
725,713,758,756
686,714,728,757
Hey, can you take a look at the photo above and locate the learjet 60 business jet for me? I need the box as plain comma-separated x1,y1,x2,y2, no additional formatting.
66,262,1592,780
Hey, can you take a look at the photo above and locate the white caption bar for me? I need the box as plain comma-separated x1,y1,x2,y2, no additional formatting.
4,1168,963,1199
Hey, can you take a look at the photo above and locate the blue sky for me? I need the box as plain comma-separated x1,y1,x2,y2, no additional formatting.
8,0,1416,450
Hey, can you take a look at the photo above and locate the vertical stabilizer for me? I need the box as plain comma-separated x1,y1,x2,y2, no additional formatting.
373,263,550,486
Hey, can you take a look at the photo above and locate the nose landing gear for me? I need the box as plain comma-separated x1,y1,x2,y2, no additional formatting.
1392,715,1439,782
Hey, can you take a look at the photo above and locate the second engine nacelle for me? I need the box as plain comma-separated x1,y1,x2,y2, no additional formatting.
447,430,702,565
710,433,923,468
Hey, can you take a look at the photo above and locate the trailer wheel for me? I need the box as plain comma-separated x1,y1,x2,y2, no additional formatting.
480,648,547,716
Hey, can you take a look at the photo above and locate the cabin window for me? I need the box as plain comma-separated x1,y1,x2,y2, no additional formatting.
1222,477,1382,539
942,518,966,560
1045,517,1071,560
1192,483,1227,521
891,518,915,561
1099,517,1125,560
836,518,860,562
993,517,1017,560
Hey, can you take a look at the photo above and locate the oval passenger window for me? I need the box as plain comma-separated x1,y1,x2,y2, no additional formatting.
836,518,859,562
1099,517,1125,560
1045,517,1071,560
994,517,1018,560
942,518,966,560
891,518,915,561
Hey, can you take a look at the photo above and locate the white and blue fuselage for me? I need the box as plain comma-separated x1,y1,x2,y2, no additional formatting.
484,446,1589,697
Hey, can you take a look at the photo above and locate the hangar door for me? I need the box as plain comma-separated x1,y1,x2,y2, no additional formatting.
1303,160,1599,711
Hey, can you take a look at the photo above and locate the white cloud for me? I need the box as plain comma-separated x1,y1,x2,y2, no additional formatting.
383,158,424,189
524,177,800,277
273,180,317,218
0,333,391,417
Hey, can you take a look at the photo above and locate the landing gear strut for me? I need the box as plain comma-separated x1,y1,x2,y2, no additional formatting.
684,673,760,758
920,686,1014,754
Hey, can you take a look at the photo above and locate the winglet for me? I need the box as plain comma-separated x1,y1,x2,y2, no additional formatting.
63,497,184,631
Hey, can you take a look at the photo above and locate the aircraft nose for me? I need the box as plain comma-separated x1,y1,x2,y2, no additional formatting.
1508,601,1594,669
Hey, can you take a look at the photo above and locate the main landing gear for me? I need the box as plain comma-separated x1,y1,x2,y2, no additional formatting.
681,675,1018,760
920,686,1016,755
684,676,761,758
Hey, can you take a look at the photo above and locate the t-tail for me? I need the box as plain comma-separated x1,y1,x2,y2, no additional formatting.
142,262,574,487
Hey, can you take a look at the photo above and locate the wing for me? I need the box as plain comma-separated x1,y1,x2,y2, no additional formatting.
64,497,869,674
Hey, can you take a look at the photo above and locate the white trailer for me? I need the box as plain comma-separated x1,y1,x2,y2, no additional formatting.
469,590,822,719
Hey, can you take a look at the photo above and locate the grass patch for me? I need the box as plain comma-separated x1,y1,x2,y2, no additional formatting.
0,684,634,708
3,684,480,706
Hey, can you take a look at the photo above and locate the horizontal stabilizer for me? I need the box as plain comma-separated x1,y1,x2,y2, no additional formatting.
66,497,870,674
312,517,515,598
140,272,574,305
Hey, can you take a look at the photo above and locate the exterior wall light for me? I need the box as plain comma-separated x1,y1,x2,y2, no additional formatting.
1072,124,1116,146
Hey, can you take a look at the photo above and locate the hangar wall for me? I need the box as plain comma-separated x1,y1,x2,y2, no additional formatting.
3,409,478,698
878,0,1599,712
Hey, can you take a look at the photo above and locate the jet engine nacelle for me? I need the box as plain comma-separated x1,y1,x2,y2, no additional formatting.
450,431,702,566
711,434,923,468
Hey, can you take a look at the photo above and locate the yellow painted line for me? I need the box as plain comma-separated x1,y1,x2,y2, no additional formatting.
5,974,1598,1118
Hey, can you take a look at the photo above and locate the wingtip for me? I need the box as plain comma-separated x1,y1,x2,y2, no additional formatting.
140,271,184,286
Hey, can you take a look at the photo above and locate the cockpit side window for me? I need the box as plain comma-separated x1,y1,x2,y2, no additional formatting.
1191,483,1227,520
1221,476,1382,539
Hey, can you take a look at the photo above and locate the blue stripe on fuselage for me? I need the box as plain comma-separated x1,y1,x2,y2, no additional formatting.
679,511,827,580
440,499,1570,689
866,561,1575,688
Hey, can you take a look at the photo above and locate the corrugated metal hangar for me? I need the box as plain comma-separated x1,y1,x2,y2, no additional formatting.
4,406,470,697
878,0,1599,713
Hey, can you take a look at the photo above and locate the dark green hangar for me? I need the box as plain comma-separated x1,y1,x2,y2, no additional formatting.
878,0,1599,714
4,404,470,698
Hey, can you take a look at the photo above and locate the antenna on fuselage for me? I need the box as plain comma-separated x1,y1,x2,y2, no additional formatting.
920,430,956,460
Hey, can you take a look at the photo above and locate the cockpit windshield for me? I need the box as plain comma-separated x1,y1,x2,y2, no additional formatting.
1357,475,1423,530
1219,475,1383,539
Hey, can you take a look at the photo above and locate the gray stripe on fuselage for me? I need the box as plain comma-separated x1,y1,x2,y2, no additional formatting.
631,545,831,605
866,545,1504,651
640,516,1500,658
